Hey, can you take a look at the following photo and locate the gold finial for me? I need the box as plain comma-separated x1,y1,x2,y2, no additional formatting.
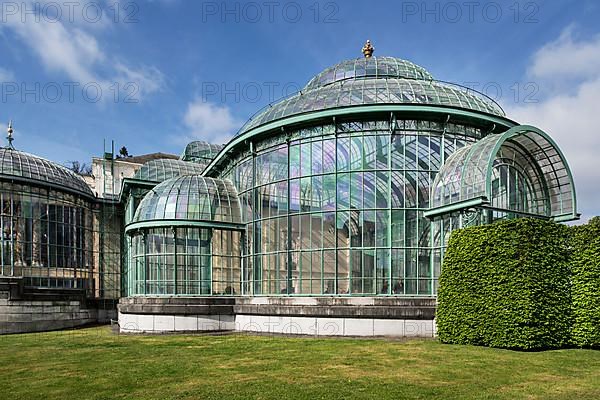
362,40,374,58
6,120,14,149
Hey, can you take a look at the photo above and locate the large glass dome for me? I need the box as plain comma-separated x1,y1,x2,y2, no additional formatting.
237,56,505,136
0,147,93,198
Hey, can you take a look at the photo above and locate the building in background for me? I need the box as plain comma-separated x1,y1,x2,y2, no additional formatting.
87,150,178,199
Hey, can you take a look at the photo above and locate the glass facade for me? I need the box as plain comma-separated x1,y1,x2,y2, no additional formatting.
222,119,484,296
0,148,120,299
128,227,241,295
0,182,93,289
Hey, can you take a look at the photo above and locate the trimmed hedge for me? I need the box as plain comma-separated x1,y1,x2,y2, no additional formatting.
436,218,571,350
571,216,600,347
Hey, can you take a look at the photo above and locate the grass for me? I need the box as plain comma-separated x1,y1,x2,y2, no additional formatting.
0,326,599,400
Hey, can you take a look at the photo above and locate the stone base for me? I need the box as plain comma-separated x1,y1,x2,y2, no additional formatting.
118,296,437,337
0,298,100,334
0,277,118,334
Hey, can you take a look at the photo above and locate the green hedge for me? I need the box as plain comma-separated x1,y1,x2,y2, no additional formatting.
436,218,572,350
571,216,600,347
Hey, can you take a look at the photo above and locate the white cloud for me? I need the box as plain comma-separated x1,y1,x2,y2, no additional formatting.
507,27,600,222
2,1,163,101
0,67,15,82
183,100,241,144
113,63,164,98
528,26,600,83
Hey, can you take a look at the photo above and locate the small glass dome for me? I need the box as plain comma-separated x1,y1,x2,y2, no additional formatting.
133,158,206,183
132,175,241,225
0,147,93,198
180,141,223,163
305,56,434,90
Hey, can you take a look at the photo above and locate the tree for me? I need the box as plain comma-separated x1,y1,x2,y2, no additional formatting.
118,146,130,158
67,161,93,176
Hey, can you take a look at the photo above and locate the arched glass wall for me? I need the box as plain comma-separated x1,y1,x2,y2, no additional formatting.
430,125,576,220
222,118,486,296
426,126,577,266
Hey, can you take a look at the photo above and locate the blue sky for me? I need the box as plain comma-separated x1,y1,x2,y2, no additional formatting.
1,0,599,218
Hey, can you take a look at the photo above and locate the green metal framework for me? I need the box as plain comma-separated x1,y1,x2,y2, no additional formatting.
0,144,121,301
236,56,504,136
219,117,493,296
238,78,505,135
204,105,517,177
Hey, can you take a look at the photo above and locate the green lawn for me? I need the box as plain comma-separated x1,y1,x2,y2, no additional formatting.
0,326,599,400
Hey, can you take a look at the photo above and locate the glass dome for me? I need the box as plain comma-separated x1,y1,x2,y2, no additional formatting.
132,175,241,225
180,141,223,163
0,147,93,198
305,56,434,90
238,77,504,135
133,158,206,183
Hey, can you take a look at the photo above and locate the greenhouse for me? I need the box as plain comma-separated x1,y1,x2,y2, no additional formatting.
0,123,121,334
118,47,577,335
0,46,578,336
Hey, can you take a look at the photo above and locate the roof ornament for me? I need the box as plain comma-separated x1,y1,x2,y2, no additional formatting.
6,120,14,149
362,40,374,58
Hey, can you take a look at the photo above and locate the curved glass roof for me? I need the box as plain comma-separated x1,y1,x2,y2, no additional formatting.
180,141,223,163
238,77,504,135
0,147,93,198
305,56,434,90
133,158,206,183
131,175,241,225
430,125,576,220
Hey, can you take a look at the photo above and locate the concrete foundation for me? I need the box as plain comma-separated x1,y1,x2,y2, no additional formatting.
118,296,437,337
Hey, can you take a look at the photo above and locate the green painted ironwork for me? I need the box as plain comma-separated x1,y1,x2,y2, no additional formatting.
202,104,518,177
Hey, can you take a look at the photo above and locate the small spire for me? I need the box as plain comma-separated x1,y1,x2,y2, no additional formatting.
362,40,374,58
6,120,14,149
